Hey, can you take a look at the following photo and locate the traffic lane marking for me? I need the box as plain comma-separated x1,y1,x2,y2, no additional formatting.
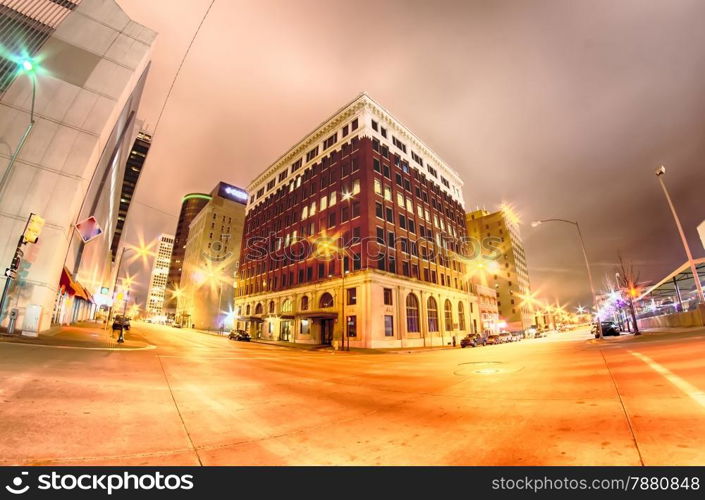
629,350,705,410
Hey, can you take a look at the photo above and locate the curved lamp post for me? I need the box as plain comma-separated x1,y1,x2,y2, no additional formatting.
0,58,38,199
531,218,602,338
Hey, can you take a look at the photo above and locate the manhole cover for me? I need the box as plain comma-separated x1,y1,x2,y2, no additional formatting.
453,361,523,376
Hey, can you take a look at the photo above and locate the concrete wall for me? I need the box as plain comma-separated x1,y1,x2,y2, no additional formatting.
0,0,155,331
637,305,705,329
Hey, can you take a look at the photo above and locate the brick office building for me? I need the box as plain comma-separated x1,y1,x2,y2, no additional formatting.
235,93,476,349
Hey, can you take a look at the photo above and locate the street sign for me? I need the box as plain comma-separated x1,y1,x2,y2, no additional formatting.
74,216,103,243
4,268,16,279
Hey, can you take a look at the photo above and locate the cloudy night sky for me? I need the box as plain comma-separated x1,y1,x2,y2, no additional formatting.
115,0,705,309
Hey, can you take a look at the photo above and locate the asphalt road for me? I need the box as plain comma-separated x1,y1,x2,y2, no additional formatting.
0,323,703,465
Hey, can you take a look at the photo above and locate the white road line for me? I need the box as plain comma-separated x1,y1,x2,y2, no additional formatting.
0,341,156,351
630,350,705,409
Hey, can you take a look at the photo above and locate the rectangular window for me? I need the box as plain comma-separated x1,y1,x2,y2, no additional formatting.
384,315,394,337
373,158,381,173
347,287,357,305
376,227,385,245
323,133,337,150
375,202,383,219
371,119,378,131
383,288,393,305
387,231,395,248
385,207,393,223
384,185,392,201
306,146,319,162
374,179,382,195
347,315,357,337
353,253,361,270
301,320,310,334
351,118,358,130
399,214,406,229
320,195,327,211
351,200,360,218
328,211,336,228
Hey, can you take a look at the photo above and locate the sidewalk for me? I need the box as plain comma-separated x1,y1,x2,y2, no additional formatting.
250,337,460,354
0,322,151,350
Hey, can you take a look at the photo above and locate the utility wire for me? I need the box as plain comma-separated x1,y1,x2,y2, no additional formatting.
152,0,216,137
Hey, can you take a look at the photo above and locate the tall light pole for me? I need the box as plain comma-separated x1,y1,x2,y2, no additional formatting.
0,58,38,200
107,245,149,327
531,218,602,338
340,191,354,351
655,166,705,304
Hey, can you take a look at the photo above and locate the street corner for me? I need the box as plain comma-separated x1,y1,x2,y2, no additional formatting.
0,327,154,351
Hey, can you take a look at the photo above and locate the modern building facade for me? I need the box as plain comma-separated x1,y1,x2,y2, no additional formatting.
165,192,211,314
235,93,474,349
146,233,174,317
465,208,533,331
0,0,156,332
109,129,152,261
177,182,246,330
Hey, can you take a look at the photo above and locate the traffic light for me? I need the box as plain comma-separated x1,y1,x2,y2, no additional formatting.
23,213,45,244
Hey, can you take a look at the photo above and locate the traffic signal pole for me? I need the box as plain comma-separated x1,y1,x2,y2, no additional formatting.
0,213,45,326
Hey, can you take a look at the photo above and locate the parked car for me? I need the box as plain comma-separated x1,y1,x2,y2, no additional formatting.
511,331,523,342
112,315,130,331
486,334,501,345
594,322,620,338
229,330,251,341
460,333,486,348
499,332,512,343
524,326,538,338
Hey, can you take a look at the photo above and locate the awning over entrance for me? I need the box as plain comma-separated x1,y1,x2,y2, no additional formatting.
239,316,264,322
59,267,93,302
296,311,338,319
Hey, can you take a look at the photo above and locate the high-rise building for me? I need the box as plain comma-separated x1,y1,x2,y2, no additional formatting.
465,208,533,331
177,182,247,330
0,0,156,333
146,234,174,317
235,93,473,349
165,192,211,314
110,130,152,261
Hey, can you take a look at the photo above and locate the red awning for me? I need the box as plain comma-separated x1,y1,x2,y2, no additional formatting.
59,267,92,302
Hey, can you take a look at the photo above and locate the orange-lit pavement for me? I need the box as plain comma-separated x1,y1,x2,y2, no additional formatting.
0,323,704,465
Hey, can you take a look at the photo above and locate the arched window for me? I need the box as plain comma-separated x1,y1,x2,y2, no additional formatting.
444,299,453,331
281,299,292,313
301,295,309,311
254,303,263,315
428,296,439,332
406,293,420,332
269,300,275,313
319,292,334,308
246,304,251,315
458,302,466,331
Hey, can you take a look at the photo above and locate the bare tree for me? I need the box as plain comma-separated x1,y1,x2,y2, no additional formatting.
615,254,641,335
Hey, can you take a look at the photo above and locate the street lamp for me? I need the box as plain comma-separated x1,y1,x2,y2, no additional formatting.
340,190,354,351
655,166,705,304
0,57,39,199
107,244,150,328
531,218,602,338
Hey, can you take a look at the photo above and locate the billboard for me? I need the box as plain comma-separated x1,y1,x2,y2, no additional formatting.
217,182,247,204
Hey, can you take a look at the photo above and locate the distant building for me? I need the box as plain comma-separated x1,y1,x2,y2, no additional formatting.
177,183,247,330
0,0,156,332
146,234,174,317
465,208,533,331
472,283,499,335
110,130,152,262
165,193,211,314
